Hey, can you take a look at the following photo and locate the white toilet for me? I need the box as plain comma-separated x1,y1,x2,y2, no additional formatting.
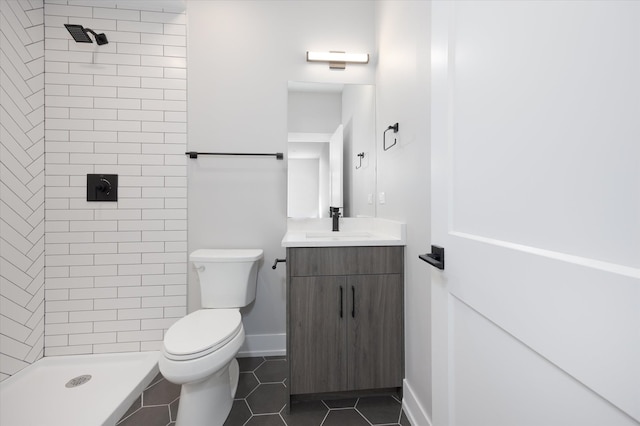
159,249,263,426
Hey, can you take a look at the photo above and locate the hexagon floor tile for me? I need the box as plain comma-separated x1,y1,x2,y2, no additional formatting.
117,357,412,426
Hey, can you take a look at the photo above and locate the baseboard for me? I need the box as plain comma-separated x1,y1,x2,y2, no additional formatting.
403,379,432,426
237,333,286,357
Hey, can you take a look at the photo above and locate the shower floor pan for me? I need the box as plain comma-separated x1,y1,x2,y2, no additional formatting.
0,351,159,426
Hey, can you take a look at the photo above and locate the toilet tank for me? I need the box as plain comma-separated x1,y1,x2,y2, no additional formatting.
190,249,263,308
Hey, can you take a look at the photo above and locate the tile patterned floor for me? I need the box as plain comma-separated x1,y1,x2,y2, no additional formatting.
117,356,411,426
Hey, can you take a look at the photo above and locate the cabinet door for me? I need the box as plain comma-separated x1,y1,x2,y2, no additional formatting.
347,274,403,390
289,276,347,394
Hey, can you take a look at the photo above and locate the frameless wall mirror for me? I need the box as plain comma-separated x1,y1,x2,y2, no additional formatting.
287,82,376,219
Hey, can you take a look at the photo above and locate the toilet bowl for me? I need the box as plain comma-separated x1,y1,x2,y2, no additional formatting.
159,310,245,425
159,249,263,426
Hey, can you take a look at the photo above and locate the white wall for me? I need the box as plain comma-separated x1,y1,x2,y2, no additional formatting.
0,0,45,381
287,158,319,218
287,91,340,218
42,0,188,356
375,1,433,424
342,85,375,217
288,91,341,134
187,0,375,355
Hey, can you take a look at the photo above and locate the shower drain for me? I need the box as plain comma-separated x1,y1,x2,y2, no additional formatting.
65,375,92,388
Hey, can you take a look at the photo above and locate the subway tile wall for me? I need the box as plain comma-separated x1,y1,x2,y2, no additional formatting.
43,0,187,356
0,0,46,381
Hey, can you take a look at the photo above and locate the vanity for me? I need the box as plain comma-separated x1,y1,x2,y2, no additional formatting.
282,218,406,403
284,82,404,403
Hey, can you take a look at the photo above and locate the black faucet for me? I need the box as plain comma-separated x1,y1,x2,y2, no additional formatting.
329,207,341,232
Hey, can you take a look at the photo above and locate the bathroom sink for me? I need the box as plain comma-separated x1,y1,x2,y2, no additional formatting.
305,231,373,240
281,218,406,247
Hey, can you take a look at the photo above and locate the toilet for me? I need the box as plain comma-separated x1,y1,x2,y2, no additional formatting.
159,249,263,426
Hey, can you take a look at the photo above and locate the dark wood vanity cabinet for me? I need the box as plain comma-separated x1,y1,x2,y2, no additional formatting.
286,246,404,398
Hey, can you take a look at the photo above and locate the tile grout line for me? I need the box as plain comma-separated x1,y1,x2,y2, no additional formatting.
119,356,409,425
318,408,330,426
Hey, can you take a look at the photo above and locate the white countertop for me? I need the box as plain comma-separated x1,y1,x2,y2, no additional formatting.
281,218,406,247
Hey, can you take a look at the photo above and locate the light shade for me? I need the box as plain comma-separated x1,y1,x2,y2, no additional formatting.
306,51,369,69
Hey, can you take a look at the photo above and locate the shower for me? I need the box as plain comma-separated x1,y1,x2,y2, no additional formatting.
64,24,108,45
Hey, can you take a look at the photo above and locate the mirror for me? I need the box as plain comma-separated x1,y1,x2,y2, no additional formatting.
287,82,376,218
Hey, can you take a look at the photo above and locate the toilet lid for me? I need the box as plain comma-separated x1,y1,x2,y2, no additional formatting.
163,309,242,361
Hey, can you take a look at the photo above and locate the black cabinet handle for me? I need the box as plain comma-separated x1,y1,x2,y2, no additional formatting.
340,286,343,318
419,245,445,270
351,286,355,318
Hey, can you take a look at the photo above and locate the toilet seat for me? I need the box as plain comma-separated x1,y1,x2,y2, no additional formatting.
163,309,242,361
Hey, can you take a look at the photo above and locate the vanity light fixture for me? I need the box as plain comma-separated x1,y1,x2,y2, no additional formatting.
306,51,369,69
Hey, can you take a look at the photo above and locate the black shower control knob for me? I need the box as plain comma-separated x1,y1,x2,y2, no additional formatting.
96,178,111,194
87,174,117,201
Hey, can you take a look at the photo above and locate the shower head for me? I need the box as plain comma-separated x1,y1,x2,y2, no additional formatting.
64,24,108,45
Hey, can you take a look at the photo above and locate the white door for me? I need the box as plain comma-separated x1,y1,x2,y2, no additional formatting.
430,2,639,426
329,124,344,209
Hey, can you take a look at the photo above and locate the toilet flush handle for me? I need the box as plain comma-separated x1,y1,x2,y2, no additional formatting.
196,265,205,272
272,258,286,269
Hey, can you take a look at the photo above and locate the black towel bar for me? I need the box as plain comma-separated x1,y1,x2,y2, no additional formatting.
185,151,283,160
